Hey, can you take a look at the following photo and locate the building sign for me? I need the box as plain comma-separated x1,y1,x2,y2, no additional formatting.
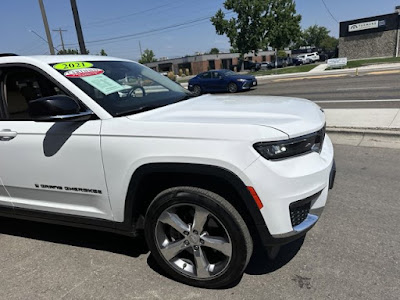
348,20,379,32
327,58,347,68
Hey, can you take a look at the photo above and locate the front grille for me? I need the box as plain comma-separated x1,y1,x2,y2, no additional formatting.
242,81,251,88
289,191,321,227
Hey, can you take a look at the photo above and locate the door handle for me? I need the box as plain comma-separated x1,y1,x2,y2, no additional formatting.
0,130,17,141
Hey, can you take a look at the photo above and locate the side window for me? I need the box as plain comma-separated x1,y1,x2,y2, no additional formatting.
211,72,221,79
1,67,65,120
199,72,211,79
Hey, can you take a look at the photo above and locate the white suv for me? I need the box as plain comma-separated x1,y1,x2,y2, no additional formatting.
297,52,320,64
0,54,335,288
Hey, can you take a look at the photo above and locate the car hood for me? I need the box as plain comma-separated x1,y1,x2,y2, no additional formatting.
127,94,325,138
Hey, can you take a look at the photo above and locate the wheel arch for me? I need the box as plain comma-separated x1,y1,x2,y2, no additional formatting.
123,163,266,238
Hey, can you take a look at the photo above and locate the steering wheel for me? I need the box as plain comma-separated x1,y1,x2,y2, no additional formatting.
127,85,146,98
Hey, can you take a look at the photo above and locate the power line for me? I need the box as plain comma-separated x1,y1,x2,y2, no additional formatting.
29,30,59,52
64,13,233,47
321,0,339,23
107,19,215,56
62,0,186,30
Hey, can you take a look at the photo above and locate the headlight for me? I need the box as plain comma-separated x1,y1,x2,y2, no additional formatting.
237,79,247,82
254,127,325,160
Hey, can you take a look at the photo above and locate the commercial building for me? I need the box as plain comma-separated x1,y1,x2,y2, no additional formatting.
146,50,278,75
339,7,400,59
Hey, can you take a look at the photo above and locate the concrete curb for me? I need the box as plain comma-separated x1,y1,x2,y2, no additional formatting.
326,127,400,149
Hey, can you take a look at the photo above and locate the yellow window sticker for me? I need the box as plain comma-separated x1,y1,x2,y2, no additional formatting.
53,61,93,70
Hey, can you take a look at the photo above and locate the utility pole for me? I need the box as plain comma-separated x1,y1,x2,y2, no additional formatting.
52,28,67,51
38,0,55,55
139,41,143,57
70,0,87,54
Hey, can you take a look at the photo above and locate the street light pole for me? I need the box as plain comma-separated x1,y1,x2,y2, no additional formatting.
38,0,55,55
70,0,87,54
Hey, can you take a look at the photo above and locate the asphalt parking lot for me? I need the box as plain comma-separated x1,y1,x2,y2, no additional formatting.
1,144,399,300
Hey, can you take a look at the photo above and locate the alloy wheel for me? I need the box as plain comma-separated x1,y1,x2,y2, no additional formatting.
155,204,232,279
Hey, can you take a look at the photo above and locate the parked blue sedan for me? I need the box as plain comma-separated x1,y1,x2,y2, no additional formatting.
188,69,257,96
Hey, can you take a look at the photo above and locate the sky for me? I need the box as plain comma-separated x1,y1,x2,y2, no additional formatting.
0,0,399,60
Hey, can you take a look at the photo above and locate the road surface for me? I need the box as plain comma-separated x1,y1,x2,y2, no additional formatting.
240,71,400,109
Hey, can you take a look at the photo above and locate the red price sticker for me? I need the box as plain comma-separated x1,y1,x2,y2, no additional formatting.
64,68,104,78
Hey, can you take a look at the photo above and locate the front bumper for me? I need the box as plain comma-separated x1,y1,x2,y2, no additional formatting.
244,134,335,246
240,79,258,90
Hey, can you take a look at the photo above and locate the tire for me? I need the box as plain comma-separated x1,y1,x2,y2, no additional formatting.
192,85,202,96
144,186,253,288
227,82,238,93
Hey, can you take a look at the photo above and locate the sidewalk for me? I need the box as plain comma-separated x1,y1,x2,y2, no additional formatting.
325,108,400,149
325,108,400,129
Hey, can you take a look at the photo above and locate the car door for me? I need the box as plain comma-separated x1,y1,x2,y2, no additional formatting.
0,65,113,220
198,72,213,92
210,71,226,91
0,76,15,209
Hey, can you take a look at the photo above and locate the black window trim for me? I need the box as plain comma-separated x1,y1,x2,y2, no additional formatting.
0,62,97,122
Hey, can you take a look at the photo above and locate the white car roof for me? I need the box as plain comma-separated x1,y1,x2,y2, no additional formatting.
27,55,132,64
0,54,133,65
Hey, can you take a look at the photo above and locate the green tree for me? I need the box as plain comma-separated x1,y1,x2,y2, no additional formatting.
209,47,220,54
277,50,287,58
139,49,157,64
57,48,90,55
265,1,302,51
57,49,79,55
298,25,338,51
211,0,301,58
99,49,108,56
302,25,330,48
320,35,338,51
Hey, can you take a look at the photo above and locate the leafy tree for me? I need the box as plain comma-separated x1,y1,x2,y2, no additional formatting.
209,47,220,54
265,1,302,51
57,48,90,55
139,49,157,64
297,25,338,51
277,50,287,58
57,49,79,55
99,49,108,56
211,0,301,58
320,35,338,51
302,25,330,48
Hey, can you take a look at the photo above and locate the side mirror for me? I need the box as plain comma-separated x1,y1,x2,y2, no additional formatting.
28,95,94,121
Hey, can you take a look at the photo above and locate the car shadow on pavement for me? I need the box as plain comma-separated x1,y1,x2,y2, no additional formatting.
146,236,306,289
245,236,305,275
0,216,149,258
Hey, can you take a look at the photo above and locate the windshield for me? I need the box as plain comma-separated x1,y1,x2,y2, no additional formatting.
52,60,191,117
